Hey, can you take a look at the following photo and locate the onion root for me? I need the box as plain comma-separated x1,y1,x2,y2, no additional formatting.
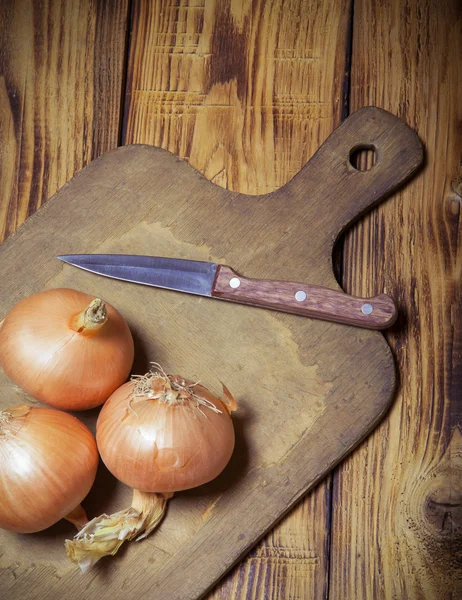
130,363,237,417
65,490,173,572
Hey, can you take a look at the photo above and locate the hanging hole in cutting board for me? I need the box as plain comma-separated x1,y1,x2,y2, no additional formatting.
349,145,377,171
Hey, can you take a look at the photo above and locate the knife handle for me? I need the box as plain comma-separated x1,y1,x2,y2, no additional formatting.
212,266,397,330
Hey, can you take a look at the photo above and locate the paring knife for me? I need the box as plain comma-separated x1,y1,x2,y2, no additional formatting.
57,254,397,330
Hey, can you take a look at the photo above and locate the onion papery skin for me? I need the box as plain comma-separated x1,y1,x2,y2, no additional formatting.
0,288,134,410
0,405,98,533
96,379,236,493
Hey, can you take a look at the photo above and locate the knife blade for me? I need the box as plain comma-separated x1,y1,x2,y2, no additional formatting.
57,254,397,330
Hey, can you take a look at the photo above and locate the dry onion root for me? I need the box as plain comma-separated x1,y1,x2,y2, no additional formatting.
65,490,173,572
66,364,238,571
0,404,98,533
0,288,134,410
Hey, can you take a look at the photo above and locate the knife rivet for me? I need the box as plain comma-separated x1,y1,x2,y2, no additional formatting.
361,303,373,315
229,277,241,289
295,291,307,302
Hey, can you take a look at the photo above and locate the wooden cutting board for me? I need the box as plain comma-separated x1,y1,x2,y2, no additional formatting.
0,107,423,600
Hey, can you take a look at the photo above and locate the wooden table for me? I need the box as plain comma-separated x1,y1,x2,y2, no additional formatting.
0,1,459,598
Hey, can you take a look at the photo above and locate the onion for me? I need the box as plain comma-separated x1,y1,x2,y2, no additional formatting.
0,404,98,533
0,288,134,410
66,365,237,571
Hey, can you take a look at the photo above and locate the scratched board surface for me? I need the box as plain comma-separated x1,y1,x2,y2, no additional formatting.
0,107,422,599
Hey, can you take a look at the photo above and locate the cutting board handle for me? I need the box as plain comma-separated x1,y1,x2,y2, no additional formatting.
284,107,424,233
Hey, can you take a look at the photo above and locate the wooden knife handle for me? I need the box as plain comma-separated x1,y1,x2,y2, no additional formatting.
212,266,397,330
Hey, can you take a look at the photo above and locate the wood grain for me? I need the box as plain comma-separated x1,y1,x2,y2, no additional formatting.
123,1,351,597
331,1,462,598
0,0,130,243
213,261,397,330
0,108,420,599
124,0,351,193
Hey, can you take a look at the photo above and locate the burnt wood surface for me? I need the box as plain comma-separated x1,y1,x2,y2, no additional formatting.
0,1,459,599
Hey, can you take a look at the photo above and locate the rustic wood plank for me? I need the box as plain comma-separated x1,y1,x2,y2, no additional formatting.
123,1,351,597
331,0,461,598
206,490,332,600
0,0,130,243
124,0,351,192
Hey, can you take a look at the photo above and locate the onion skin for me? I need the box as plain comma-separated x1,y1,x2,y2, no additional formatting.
0,404,99,533
97,377,236,493
0,288,134,410
67,370,237,571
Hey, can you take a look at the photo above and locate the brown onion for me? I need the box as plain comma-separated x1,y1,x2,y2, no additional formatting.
0,404,98,533
0,288,134,410
66,365,237,571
